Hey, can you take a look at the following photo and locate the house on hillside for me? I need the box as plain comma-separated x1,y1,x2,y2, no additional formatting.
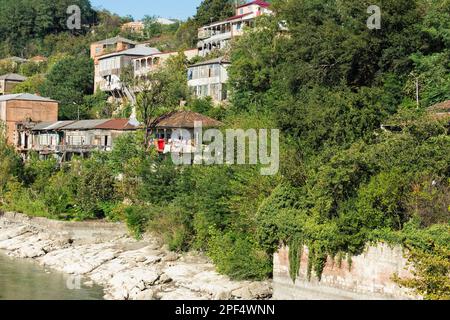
0,73,27,95
197,0,272,56
15,120,73,156
149,110,223,153
381,101,450,133
428,100,450,120
60,119,137,159
0,93,58,146
96,45,160,99
0,57,28,69
133,49,199,79
29,56,48,63
91,36,138,92
187,57,230,103
121,21,145,34
16,118,140,161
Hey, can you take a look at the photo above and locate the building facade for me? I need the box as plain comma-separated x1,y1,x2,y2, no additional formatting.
96,45,160,96
16,118,139,161
0,93,58,146
150,110,223,154
0,73,27,95
197,0,272,56
121,21,145,34
91,36,138,92
187,57,230,103
133,49,199,78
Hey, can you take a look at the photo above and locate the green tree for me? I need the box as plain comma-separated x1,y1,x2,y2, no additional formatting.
39,55,94,119
194,0,239,26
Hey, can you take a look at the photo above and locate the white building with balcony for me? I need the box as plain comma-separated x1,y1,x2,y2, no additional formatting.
197,0,272,56
187,57,230,103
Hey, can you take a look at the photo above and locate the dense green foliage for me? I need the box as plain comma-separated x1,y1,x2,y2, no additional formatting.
0,0,449,298
227,0,450,297
0,0,95,56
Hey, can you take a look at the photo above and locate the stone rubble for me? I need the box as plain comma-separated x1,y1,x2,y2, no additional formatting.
0,215,272,300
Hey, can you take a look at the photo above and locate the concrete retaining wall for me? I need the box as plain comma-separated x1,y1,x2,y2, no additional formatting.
0,211,128,244
273,244,416,300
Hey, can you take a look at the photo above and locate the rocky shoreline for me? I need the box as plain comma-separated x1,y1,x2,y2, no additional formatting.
0,212,272,300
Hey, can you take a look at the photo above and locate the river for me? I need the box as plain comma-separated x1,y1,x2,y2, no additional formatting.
0,251,104,300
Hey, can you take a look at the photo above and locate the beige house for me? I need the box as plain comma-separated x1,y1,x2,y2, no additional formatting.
197,0,272,56
0,93,58,146
0,73,27,95
121,21,145,34
96,45,160,96
91,36,138,92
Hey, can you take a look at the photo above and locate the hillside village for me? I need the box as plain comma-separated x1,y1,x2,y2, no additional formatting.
0,0,272,161
0,0,449,300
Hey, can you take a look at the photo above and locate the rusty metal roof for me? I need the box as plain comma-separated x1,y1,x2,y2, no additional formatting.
429,100,450,112
95,118,139,130
153,111,223,129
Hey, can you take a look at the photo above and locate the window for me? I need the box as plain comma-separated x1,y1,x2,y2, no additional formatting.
240,9,244,14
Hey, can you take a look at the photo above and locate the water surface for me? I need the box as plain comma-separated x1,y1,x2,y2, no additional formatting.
0,251,104,300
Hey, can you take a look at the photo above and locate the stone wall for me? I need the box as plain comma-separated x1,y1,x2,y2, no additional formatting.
0,211,128,244
273,244,417,300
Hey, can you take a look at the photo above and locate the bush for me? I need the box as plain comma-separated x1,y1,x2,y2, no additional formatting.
148,204,194,252
207,228,272,280
74,159,116,219
125,206,151,239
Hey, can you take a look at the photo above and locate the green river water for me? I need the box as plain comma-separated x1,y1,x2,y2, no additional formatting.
0,251,104,300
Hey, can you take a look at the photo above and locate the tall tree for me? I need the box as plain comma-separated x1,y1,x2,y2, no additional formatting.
39,55,93,120
194,0,238,26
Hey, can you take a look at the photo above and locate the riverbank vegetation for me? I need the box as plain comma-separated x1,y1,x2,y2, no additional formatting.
0,0,449,299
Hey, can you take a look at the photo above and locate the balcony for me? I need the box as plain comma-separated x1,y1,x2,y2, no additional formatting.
99,79,122,92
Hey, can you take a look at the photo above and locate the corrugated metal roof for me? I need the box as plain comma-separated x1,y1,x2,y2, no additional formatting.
93,36,137,46
2,56,28,63
190,57,230,67
0,73,27,81
32,121,74,131
95,118,140,130
0,93,56,102
98,45,160,60
61,119,110,130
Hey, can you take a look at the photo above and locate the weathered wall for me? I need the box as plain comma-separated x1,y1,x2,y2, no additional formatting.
5,99,58,144
0,211,128,244
273,244,417,300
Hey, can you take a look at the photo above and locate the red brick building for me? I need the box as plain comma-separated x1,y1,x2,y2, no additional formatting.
0,93,58,145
